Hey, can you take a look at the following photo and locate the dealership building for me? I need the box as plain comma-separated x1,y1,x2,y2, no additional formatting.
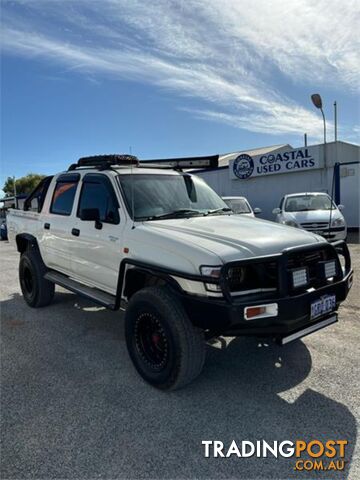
195,141,359,229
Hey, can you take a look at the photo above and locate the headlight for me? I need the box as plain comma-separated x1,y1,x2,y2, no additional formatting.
331,218,345,227
283,220,298,228
200,265,222,292
227,266,246,284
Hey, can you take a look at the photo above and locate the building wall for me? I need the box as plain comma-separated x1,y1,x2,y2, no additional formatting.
197,142,359,228
339,163,359,227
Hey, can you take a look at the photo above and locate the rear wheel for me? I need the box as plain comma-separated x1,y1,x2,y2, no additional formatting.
19,249,54,308
125,286,205,390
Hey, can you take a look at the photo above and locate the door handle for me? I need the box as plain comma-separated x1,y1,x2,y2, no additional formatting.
71,228,80,237
44,223,50,230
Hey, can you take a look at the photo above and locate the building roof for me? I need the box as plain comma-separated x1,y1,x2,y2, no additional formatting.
217,144,292,168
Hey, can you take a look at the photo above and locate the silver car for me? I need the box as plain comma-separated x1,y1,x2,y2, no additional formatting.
273,192,347,242
222,196,262,217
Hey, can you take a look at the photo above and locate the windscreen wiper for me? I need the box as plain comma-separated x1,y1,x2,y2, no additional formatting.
145,208,205,220
206,207,232,215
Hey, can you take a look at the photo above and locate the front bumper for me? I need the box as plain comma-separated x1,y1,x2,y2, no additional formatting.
279,314,338,345
303,226,347,242
179,241,353,342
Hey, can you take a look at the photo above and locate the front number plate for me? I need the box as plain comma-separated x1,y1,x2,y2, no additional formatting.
311,295,336,320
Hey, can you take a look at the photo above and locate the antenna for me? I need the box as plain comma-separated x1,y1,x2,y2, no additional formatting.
130,146,135,229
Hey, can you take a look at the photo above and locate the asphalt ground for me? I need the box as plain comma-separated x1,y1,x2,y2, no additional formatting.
1,239,359,480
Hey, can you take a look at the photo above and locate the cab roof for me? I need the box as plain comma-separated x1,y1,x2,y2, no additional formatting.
58,167,185,177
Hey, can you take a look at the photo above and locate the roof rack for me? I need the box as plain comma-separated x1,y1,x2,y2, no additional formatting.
67,154,219,171
68,154,139,171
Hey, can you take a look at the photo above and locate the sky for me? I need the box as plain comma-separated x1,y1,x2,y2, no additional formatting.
1,0,359,195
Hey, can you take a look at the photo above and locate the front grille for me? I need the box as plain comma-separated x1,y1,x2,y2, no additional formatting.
287,249,328,268
301,222,328,227
300,222,329,231
224,246,339,297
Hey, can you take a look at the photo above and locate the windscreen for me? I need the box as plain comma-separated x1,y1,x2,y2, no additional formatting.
285,194,335,212
118,174,228,220
224,198,251,214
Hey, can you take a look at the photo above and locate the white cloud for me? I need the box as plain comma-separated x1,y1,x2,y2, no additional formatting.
1,0,359,139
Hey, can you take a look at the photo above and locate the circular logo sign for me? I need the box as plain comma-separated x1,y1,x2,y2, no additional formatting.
233,154,254,179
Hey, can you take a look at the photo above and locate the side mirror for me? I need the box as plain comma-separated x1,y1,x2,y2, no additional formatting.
253,207,262,215
80,208,102,229
272,208,281,215
337,204,345,211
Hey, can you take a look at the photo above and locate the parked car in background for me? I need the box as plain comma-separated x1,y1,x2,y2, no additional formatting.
222,196,261,217
0,218,8,241
273,192,347,242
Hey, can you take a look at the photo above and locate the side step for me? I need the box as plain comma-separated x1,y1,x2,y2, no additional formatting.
44,271,117,310
279,314,338,345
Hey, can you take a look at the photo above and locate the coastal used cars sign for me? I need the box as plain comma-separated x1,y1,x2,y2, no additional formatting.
230,146,320,180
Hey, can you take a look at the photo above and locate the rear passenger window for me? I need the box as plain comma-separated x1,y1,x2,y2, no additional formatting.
50,177,78,216
78,175,119,224
24,176,53,212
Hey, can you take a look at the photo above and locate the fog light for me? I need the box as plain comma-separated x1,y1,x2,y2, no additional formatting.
246,306,266,319
244,303,278,320
324,260,336,278
292,267,308,288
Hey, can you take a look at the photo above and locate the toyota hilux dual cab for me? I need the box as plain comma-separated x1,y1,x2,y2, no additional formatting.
7,155,353,390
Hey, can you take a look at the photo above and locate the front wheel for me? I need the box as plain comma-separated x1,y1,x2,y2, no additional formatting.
125,286,205,390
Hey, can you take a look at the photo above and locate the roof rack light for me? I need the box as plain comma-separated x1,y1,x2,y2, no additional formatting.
68,154,139,170
140,155,219,170
67,154,219,171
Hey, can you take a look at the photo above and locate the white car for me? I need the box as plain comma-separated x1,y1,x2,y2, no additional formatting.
7,156,353,390
273,192,347,242
222,196,262,217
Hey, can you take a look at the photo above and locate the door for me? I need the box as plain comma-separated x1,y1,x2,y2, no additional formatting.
69,173,125,294
41,173,80,275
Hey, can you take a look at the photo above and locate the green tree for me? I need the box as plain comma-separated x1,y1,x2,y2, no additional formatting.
3,173,46,197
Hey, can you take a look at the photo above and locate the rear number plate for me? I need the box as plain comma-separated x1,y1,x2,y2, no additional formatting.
311,295,336,320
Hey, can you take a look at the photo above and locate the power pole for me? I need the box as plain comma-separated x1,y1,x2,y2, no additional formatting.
13,176,17,209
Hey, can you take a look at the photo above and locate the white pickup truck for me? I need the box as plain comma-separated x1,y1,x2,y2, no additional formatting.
7,154,353,390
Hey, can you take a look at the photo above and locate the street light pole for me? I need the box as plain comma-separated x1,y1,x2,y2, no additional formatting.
311,93,327,170
320,107,326,145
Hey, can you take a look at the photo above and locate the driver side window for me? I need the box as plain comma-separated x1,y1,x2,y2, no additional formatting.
78,175,120,224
